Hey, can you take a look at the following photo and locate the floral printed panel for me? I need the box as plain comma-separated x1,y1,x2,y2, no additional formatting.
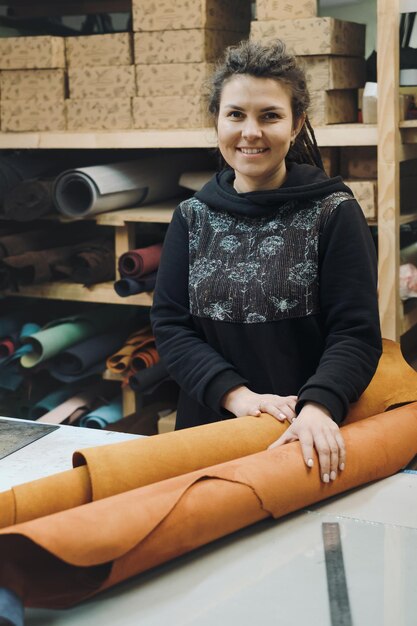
181,192,352,323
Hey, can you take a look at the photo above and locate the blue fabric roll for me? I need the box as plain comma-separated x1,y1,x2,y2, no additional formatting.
113,271,157,297
30,383,82,420
19,322,41,338
0,588,23,626
79,397,123,429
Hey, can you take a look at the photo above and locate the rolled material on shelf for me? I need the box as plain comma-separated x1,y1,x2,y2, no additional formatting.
53,153,199,218
118,243,162,279
30,384,83,421
113,271,157,297
0,587,24,626
21,307,133,368
36,386,102,426
130,345,159,372
79,397,123,429
49,327,131,380
128,360,169,392
55,240,115,286
3,179,54,221
0,404,416,609
105,326,154,374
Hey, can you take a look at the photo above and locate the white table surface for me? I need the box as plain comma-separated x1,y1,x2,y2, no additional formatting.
1,417,416,626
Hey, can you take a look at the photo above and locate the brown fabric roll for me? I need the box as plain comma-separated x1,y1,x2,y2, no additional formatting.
0,404,416,609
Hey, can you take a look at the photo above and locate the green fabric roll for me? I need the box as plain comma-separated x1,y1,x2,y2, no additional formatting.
20,307,134,369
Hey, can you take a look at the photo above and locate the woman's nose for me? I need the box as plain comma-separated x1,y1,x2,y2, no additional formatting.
241,119,262,139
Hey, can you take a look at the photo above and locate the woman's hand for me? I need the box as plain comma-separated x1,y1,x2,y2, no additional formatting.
269,401,346,482
222,385,297,423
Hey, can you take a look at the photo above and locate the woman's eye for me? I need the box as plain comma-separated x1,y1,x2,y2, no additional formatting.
263,112,279,120
228,111,243,119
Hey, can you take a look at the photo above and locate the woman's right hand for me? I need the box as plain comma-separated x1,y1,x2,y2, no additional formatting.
221,385,297,423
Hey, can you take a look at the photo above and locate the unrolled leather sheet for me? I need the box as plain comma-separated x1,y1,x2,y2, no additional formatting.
0,404,416,609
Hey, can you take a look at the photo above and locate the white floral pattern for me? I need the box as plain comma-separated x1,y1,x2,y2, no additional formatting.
180,191,352,323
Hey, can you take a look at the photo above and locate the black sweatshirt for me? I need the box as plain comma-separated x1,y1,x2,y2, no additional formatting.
151,163,382,429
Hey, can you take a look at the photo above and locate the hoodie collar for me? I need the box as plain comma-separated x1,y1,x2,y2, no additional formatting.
195,163,353,218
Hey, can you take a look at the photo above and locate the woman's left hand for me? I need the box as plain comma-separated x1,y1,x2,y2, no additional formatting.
269,401,346,483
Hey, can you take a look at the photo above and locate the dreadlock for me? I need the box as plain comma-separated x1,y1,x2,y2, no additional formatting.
207,39,324,171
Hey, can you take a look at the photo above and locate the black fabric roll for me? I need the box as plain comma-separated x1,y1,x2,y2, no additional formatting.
128,360,169,393
113,271,157,297
3,179,55,221
54,240,115,286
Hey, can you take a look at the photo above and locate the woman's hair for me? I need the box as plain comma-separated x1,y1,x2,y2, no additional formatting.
207,39,324,170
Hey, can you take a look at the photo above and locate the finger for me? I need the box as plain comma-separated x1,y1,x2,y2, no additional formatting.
325,432,340,481
297,428,315,469
268,428,297,449
286,398,297,413
259,403,288,422
334,430,346,471
312,432,331,482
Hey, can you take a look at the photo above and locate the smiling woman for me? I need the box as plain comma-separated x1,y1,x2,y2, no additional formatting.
151,39,382,485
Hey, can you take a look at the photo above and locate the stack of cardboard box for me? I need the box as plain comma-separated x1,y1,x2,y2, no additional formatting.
66,33,135,130
251,0,366,126
0,36,66,131
131,0,251,129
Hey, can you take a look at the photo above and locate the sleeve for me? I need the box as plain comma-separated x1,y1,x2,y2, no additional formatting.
150,206,248,415
296,199,382,424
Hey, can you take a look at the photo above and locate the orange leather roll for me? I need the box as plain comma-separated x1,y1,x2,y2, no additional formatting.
0,403,416,609
0,413,288,528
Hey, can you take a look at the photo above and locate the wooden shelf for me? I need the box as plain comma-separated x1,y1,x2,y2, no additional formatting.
0,124,378,150
400,213,417,225
95,202,176,226
3,281,153,305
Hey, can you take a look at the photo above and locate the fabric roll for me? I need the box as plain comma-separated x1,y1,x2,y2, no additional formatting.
49,328,131,379
19,322,41,338
0,588,24,626
3,179,54,221
128,360,169,392
54,240,115,286
36,386,103,426
79,397,123,429
0,315,26,338
0,151,58,207
0,404,416,609
0,239,108,288
30,384,82,421
21,307,133,369
113,272,157,297
130,346,159,372
0,338,16,359
53,152,203,219
118,243,162,279
0,365,23,392
105,327,153,374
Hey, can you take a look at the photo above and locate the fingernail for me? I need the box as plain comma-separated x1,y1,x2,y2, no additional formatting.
339,462,345,471
322,473,330,483
278,413,286,420
330,471,337,481
307,458,313,468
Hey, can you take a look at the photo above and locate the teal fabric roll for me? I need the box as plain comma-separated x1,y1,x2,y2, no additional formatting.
30,383,82,420
79,396,123,429
20,307,134,369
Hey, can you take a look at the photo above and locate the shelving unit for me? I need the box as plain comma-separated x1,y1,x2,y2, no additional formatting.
377,0,417,340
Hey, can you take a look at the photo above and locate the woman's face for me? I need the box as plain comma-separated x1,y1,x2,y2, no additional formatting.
217,75,303,193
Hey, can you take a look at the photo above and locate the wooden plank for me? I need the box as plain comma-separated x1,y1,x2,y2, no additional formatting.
3,281,153,305
0,125,377,150
3,1,130,17
95,203,176,226
377,0,401,340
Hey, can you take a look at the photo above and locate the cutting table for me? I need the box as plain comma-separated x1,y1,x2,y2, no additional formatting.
1,416,416,626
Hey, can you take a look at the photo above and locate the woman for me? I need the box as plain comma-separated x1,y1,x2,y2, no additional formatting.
151,39,382,483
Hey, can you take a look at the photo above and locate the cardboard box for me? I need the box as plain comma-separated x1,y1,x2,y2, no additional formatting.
136,63,214,96
1,98,65,131
133,0,251,32
133,96,211,129
251,17,366,56
134,30,243,64
66,98,132,130
68,66,136,99
309,89,358,126
0,69,66,101
320,147,339,178
347,180,377,220
256,0,317,20
300,56,365,91
65,33,133,67
340,147,377,179
0,36,65,69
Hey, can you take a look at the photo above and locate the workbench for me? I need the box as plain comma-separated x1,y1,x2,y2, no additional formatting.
1,417,416,625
